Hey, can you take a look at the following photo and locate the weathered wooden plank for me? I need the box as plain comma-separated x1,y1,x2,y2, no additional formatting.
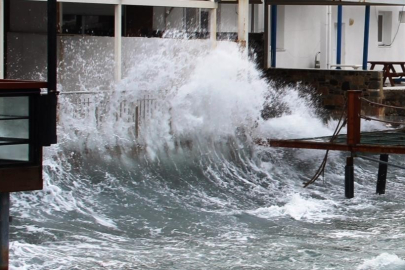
261,139,405,155
0,166,42,192
0,80,47,90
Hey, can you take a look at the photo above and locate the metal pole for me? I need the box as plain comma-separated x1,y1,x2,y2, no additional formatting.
363,5,370,71
270,5,277,68
48,0,57,91
264,0,269,69
0,0,4,79
0,193,9,270
336,5,342,69
46,0,58,146
251,4,254,33
376,154,389,195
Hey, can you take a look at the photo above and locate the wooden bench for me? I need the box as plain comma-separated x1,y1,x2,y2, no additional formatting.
330,64,362,70
368,61,405,87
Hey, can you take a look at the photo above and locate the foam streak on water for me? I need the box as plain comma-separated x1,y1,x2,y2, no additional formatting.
9,39,405,270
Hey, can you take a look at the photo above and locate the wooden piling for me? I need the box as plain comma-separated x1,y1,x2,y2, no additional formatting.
347,90,361,146
376,154,389,195
345,156,354,199
0,193,9,270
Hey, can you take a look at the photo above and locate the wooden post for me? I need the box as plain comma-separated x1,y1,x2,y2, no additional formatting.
0,193,9,270
347,90,362,146
376,154,389,195
345,157,354,199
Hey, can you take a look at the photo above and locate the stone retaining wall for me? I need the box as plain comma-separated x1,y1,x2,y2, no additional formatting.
264,68,384,117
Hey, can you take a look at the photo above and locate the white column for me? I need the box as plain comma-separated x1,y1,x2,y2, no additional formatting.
114,4,122,82
210,2,217,49
0,0,4,79
326,5,332,69
238,0,249,48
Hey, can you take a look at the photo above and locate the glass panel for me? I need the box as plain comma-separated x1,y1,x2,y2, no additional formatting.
0,145,29,162
0,119,29,139
0,96,30,164
0,97,29,118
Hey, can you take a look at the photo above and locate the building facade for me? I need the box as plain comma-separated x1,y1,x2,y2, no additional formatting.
1,0,405,83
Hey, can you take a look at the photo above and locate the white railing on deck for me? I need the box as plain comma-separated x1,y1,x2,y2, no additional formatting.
59,91,157,138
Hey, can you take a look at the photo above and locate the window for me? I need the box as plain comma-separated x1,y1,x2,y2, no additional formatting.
184,8,210,38
378,15,383,43
61,3,115,37
268,5,285,50
62,15,114,36
378,11,392,46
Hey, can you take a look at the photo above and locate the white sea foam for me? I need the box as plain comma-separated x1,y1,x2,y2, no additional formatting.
8,36,395,270
357,253,405,270
247,193,338,222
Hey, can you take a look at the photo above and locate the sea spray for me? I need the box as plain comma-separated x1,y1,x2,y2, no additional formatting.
8,38,399,270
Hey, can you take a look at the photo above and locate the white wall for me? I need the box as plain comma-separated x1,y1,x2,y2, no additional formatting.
368,6,405,64
277,5,326,68
329,5,405,69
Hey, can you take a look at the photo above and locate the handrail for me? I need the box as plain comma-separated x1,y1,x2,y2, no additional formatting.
361,115,405,126
361,97,405,111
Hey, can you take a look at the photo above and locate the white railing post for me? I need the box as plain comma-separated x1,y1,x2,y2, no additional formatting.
210,0,217,49
114,3,122,82
238,0,249,48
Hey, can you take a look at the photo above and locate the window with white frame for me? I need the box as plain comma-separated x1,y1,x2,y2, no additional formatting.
378,11,392,46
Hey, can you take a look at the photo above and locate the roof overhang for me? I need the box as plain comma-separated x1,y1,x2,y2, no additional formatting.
264,0,405,6
30,0,218,9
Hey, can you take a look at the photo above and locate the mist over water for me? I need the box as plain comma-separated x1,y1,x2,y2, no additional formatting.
8,39,405,270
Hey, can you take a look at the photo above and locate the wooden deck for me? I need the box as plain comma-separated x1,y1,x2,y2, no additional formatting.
257,90,405,198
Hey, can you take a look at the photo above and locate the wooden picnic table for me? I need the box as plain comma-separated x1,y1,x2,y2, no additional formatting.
368,61,405,87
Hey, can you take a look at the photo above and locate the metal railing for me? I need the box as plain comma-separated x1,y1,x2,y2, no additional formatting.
59,90,158,138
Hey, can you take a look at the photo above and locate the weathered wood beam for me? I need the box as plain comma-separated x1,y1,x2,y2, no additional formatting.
260,139,405,155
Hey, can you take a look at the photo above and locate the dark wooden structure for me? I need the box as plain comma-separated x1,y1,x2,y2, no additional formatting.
0,80,49,192
257,90,405,198
0,1,58,269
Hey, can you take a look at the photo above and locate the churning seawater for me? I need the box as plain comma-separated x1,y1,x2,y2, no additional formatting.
8,40,405,270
